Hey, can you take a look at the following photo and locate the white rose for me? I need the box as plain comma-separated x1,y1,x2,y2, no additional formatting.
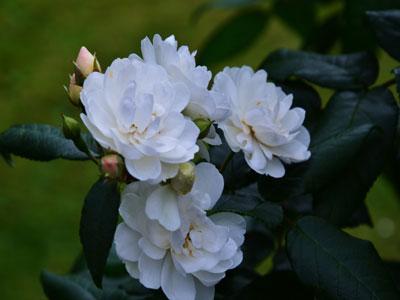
213,66,311,178
114,163,245,300
130,34,230,140
80,58,199,182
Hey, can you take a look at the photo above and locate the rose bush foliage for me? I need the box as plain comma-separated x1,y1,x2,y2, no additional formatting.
1,1,400,300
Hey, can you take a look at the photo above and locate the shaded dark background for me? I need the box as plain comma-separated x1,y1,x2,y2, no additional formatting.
0,0,399,299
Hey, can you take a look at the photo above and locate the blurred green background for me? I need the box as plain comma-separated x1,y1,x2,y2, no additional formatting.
0,0,399,299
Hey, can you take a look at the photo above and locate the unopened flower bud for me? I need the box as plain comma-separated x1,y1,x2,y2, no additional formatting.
64,74,82,107
75,46,101,78
62,115,81,140
194,118,212,139
101,154,125,179
170,162,196,195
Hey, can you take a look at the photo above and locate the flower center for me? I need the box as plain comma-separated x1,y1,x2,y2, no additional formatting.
182,224,195,257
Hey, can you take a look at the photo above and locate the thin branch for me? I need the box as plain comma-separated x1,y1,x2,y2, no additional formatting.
219,151,234,173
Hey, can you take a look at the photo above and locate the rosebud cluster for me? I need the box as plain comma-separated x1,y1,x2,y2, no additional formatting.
65,47,101,107
69,34,311,300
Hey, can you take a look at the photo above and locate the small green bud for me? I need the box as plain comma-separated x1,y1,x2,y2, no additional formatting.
62,115,81,140
65,74,82,107
170,162,196,195
101,154,125,180
194,118,212,139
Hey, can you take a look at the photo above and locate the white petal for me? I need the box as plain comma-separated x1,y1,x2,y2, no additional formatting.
265,157,285,178
194,279,215,300
145,185,181,231
202,125,222,146
193,271,225,287
114,223,141,262
210,212,246,246
161,255,196,300
133,93,154,132
125,157,162,181
139,237,166,260
213,71,238,106
138,253,163,289
271,139,311,162
125,261,140,278
80,114,114,150
297,126,311,147
278,94,293,119
141,36,156,63
281,107,305,132
244,143,267,174
192,163,224,210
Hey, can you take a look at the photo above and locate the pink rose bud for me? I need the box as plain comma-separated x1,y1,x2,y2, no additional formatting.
101,154,125,180
75,46,101,78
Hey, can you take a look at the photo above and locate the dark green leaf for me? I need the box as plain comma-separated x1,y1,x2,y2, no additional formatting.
41,271,97,300
80,178,120,288
258,88,398,226
261,49,379,89
0,124,91,162
286,216,400,300
307,123,376,192
367,10,400,61
41,270,162,300
210,193,283,229
42,246,164,300
341,0,399,52
311,88,398,225
274,0,317,42
198,10,268,65
385,261,400,291
234,271,313,299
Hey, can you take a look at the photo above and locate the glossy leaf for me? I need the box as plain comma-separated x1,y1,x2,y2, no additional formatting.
0,124,91,162
367,10,400,61
80,178,120,288
261,49,379,89
311,88,398,225
342,0,400,52
41,270,162,300
258,88,398,226
198,10,268,65
287,216,399,299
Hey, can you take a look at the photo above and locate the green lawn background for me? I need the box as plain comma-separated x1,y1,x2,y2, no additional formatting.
0,1,399,299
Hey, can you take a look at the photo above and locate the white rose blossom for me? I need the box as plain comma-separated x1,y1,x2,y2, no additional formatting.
130,34,231,147
213,66,311,178
114,163,246,300
80,58,200,182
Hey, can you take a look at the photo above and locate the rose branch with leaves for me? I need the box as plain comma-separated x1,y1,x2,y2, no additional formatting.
1,6,400,300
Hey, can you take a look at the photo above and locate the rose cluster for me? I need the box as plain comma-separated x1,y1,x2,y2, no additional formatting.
70,35,311,300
